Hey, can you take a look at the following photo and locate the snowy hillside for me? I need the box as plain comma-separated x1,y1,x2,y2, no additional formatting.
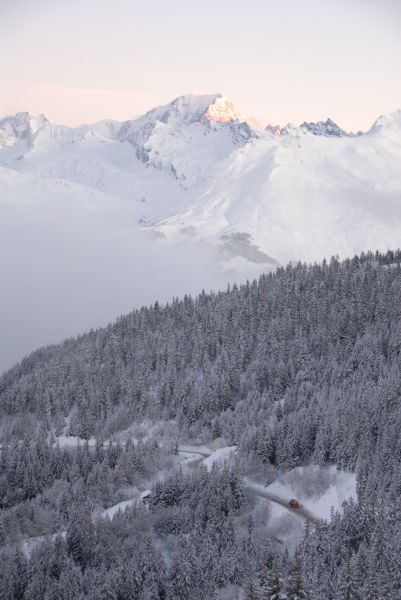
2,252,401,599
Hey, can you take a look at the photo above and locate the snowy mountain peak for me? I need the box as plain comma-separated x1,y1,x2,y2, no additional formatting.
369,109,401,135
0,112,48,147
299,118,347,137
202,95,242,123
133,93,243,129
0,97,401,286
265,124,282,137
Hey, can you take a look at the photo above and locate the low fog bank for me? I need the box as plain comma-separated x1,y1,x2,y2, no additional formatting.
0,198,262,374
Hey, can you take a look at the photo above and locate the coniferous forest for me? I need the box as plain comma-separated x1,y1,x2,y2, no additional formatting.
1,250,401,599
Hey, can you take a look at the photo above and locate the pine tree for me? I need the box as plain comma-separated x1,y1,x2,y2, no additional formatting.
95,574,117,600
244,573,259,600
66,505,95,568
287,550,306,600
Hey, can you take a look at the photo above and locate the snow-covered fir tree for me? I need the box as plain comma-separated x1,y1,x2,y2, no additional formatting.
0,250,400,598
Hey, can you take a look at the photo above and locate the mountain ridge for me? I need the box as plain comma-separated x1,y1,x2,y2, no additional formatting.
2,94,400,143
0,93,401,273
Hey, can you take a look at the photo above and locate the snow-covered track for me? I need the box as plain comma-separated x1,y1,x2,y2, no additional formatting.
244,480,320,524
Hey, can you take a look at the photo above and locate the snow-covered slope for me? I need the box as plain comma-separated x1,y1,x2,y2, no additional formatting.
161,116,401,266
1,95,400,271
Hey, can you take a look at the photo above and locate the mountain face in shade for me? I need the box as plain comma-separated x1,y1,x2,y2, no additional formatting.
299,117,348,137
0,112,48,144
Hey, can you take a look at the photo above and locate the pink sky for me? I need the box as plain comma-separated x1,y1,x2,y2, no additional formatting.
0,0,400,131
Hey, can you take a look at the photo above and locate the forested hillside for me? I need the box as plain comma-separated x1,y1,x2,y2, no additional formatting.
1,250,401,599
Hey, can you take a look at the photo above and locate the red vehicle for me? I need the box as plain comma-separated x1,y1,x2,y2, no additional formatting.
289,498,301,509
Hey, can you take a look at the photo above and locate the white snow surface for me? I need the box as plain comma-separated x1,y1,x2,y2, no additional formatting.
1,94,401,370
54,435,97,448
100,495,147,520
265,464,357,521
202,446,237,471
22,532,65,557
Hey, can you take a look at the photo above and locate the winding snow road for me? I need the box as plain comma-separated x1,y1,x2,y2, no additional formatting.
243,479,320,523
178,447,320,524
